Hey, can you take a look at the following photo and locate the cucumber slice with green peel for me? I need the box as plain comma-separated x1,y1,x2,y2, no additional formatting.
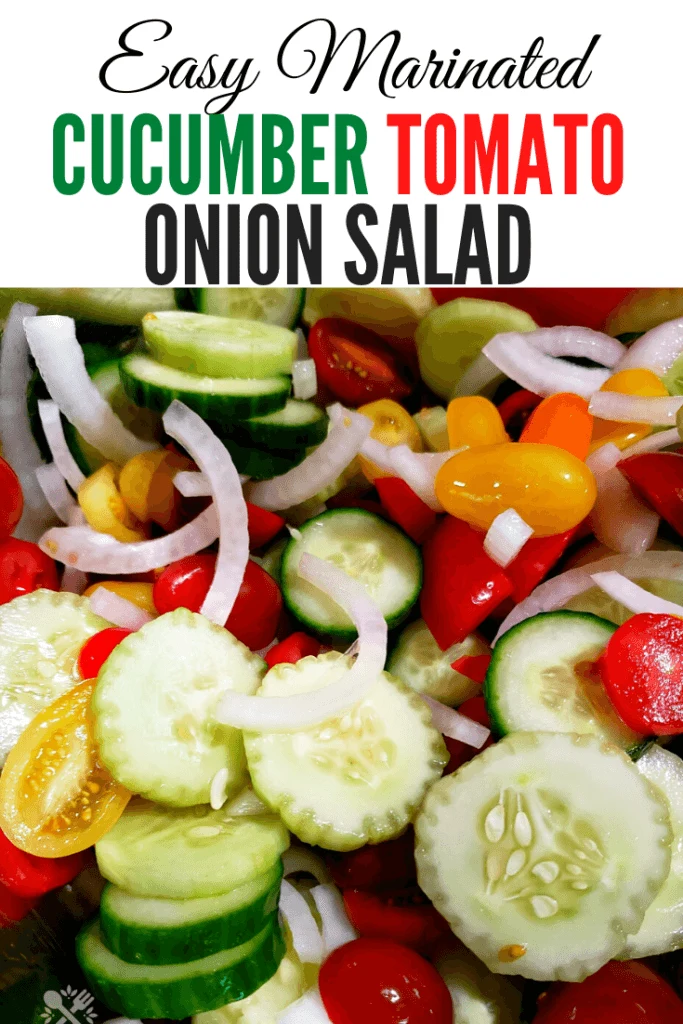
0,590,108,766
77,916,285,1020
120,353,291,421
484,611,645,755
622,745,683,957
93,610,266,807
245,651,448,852
96,799,289,900
280,509,422,641
100,861,283,965
210,434,307,481
566,577,683,626
415,298,537,400
143,310,298,379
225,401,328,451
415,731,672,982
261,538,288,583
178,288,305,330
388,619,489,707
0,287,177,325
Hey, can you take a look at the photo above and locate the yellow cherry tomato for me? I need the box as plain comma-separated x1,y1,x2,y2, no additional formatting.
446,396,508,450
358,399,423,482
84,581,157,617
0,679,131,856
434,442,597,537
590,368,669,453
78,463,148,543
119,449,193,531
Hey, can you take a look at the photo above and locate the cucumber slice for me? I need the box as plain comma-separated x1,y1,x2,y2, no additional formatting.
415,731,672,982
415,299,537,400
623,745,683,957
96,799,289,900
100,861,283,965
484,611,645,755
212,434,307,481
280,509,422,641
303,287,435,341
606,288,683,337
77,916,285,1019
226,401,328,451
413,407,450,453
93,610,266,807
388,620,489,707
0,590,108,766
435,944,522,1024
245,652,447,852
0,288,176,324
180,288,305,330
566,577,683,626
143,311,298,379
120,353,291,421
261,538,288,583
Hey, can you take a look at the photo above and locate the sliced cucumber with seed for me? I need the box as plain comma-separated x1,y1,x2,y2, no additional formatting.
415,731,672,982
178,288,305,329
245,651,447,852
484,611,646,756
96,799,289,900
389,619,489,707
0,590,108,766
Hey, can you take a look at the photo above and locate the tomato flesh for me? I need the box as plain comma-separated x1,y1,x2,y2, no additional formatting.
0,457,23,540
444,696,493,773
0,826,88,898
78,627,134,679
309,318,412,406
343,887,450,953
326,830,417,891
264,632,324,669
0,539,59,604
319,937,452,1024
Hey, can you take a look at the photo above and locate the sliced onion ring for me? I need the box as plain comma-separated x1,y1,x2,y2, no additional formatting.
586,443,622,476
618,427,681,460
292,358,317,400
588,391,683,426
278,879,324,965
217,554,387,730
163,401,248,626
282,848,331,885
526,326,625,366
422,694,490,748
248,404,372,512
35,463,77,523
483,509,533,568
24,314,158,464
311,883,358,953
615,317,683,375
88,588,154,630
37,399,85,491
483,332,611,399
588,466,659,556
277,987,331,1024
360,437,457,511
590,571,683,617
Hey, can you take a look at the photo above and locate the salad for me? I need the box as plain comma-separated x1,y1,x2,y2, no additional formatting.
1,285,683,1023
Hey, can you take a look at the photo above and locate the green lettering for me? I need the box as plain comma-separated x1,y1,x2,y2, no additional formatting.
335,114,368,194
209,114,254,194
131,114,162,195
92,114,124,195
302,114,329,195
52,114,84,195
169,113,201,195
262,114,295,194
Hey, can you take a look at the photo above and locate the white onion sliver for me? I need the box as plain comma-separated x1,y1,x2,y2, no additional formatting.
618,428,681,460
483,333,611,399
35,464,77,523
616,317,683,375
590,571,683,617
89,588,153,630
295,328,309,360
311,884,358,953
282,848,331,885
37,399,85,491
174,470,211,497
278,880,325,965
359,437,458,511
494,550,683,643
589,467,659,556
24,315,158,464
293,359,317,400
526,326,625,367
163,401,248,626
453,352,503,397
39,504,219,574
484,509,533,568
277,987,331,1024
586,443,622,476
60,565,88,595
588,392,683,426
422,694,490,748
248,404,372,512
217,554,387,730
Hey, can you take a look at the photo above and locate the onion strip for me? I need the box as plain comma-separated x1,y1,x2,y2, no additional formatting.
618,428,681,460
422,694,490,748
278,880,325,965
35,464,77,523
588,391,683,426
88,588,154,630
590,571,683,617
526,326,625,366
615,317,683,375
483,332,611,399
282,848,331,885
277,987,331,1024
37,400,85,491
483,509,533,567
311,884,358,953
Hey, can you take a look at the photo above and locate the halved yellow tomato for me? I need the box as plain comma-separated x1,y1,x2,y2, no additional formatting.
78,463,148,543
358,399,423,482
0,679,130,857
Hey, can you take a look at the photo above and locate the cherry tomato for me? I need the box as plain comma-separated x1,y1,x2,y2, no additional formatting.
533,959,683,1024
432,288,633,331
618,452,683,537
319,937,452,1024
343,887,450,953
0,882,38,926
0,679,130,857
446,396,508,449
153,554,282,651
590,369,668,453
600,613,683,734
0,826,89,898
0,456,23,540
264,632,324,669
246,503,285,550
78,627,133,679
84,581,156,616
358,399,423,482
444,696,493,773
0,538,59,604
326,830,417,891
519,393,593,460
78,463,148,543
308,318,412,406
497,389,542,439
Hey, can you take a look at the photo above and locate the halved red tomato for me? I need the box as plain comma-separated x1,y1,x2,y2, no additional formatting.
308,318,413,406
0,679,130,857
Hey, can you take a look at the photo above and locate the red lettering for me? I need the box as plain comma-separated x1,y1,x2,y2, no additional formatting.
553,114,588,194
386,113,421,194
591,113,623,195
424,114,456,195
514,114,552,194
464,114,509,194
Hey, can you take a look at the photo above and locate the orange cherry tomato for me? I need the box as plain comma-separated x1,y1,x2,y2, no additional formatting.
434,442,597,537
519,393,593,460
590,368,669,453
446,396,508,450
0,679,130,857
357,399,423,483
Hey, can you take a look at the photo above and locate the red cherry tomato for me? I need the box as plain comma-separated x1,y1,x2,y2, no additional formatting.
342,887,450,953
0,881,38,926
78,627,133,679
496,388,542,439
533,959,683,1024
319,937,452,1024
308,318,412,406
0,539,59,605
444,696,493,773
326,830,417,891
432,288,633,331
153,554,282,651
264,632,323,669
0,827,89,899
246,502,285,550
618,452,683,538
0,457,23,540
600,613,683,734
